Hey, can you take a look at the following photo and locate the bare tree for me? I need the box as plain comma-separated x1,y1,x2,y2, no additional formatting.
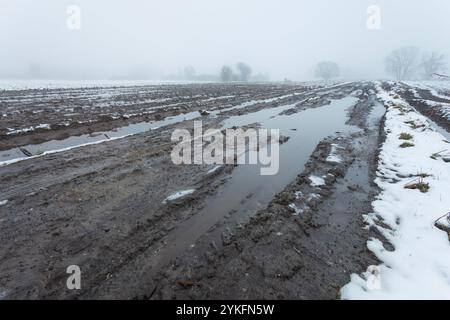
420,52,446,80
314,61,340,80
220,65,233,82
385,46,420,80
236,62,252,82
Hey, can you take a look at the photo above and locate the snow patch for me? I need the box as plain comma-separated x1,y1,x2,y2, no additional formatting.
307,193,321,201
288,203,304,215
309,175,325,187
326,143,342,163
6,123,51,136
163,189,196,203
0,290,7,299
207,165,222,174
294,191,303,199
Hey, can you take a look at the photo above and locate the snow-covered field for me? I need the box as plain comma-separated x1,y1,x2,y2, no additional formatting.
405,81,450,121
341,83,450,299
406,80,450,93
0,79,212,90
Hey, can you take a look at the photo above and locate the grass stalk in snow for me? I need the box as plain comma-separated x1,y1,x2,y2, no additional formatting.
399,142,415,148
399,132,413,140
404,178,430,193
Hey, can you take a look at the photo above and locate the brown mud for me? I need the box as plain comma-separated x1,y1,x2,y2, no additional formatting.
0,82,389,299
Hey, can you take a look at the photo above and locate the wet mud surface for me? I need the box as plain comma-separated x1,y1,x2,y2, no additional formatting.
0,83,322,151
0,81,389,299
151,93,386,300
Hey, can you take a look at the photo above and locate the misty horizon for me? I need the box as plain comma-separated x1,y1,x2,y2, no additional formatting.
1,0,449,81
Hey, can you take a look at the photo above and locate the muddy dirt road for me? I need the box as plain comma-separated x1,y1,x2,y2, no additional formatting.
0,81,406,299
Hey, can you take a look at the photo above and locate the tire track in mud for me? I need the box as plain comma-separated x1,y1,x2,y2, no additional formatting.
0,85,327,203
0,83,323,150
0,82,375,299
0,136,177,201
151,88,386,300
74,83,373,299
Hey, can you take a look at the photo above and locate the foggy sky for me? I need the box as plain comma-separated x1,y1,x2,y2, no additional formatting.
1,0,449,80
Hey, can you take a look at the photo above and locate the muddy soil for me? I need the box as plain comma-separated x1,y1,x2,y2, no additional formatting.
150,92,386,300
0,83,323,151
0,81,386,299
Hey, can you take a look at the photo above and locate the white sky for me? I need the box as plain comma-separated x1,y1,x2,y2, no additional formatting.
1,0,449,80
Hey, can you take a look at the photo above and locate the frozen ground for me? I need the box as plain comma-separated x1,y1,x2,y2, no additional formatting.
405,80,450,94
390,82,450,138
403,81,450,122
341,83,450,299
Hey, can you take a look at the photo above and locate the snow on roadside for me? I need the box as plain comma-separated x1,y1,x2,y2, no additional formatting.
0,200,8,206
341,83,450,299
326,143,343,163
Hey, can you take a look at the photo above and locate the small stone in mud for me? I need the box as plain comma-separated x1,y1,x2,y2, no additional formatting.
176,279,194,287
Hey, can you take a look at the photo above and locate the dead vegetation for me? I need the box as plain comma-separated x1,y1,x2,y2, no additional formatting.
399,142,415,148
404,120,425,129
434,213,450,240
404,178,430,193
430,149,450,162
399,132,413,140
393,104,412,114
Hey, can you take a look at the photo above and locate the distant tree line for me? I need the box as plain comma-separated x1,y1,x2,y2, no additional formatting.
220,62,254,82
163,63,270,83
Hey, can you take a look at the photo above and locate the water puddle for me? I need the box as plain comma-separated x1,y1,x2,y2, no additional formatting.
0,83,351,166
148,96,359,271
367,101,386,129
0,110,201,166
209,82,351,117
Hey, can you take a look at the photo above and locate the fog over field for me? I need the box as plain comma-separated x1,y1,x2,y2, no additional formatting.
1,0,449,80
